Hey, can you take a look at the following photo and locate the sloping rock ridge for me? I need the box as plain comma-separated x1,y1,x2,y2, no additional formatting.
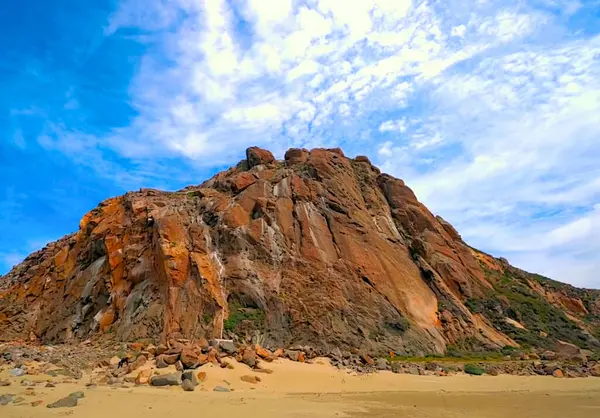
1,147,599,355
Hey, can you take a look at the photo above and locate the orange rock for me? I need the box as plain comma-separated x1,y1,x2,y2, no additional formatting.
207,348,219,366
135,369,152,385
231,172,257,193
246,147,275,167
272,349,284,358
298,352,306,363
255,345,272,359
197,371,207,382
2,145,598,360
241,375,261,384
361,354,375,366
552,369,564,378
129,342,144,352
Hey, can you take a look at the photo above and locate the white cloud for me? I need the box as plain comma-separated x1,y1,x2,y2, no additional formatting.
379,119,408,133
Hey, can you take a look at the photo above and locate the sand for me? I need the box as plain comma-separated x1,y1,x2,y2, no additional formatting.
2,358,600,417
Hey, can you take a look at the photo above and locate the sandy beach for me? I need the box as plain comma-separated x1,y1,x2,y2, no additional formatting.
2,357,600,418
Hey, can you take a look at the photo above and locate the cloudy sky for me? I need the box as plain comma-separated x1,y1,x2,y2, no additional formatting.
1,0,599,287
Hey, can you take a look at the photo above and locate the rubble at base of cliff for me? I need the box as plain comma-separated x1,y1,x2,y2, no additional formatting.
1,336,599,399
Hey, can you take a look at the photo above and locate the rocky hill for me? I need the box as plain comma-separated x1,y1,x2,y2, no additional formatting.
1,147,599,356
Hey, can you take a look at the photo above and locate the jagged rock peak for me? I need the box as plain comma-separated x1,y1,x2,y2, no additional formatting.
1,146,599,356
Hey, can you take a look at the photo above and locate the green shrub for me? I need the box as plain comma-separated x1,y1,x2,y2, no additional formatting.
464,363,485,376
223,302,265,332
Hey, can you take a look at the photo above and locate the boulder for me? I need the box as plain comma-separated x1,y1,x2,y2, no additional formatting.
182,379,195,391
207,348,219,365
156,344,168,356
355,155,371,164
213,386,230,392
180,347,202,369
129,354,147,372
156,355,169,369
246,147,275,168
241,375,261,384
285,350,300,362
541,350,557,361
554,340,581,358
46,393,81,408
219,340,237,355
255,345,272,359
361,354,375,366
242,348,258,368
284,148,309,165
150,372,182,386
182,370,199,386
135,369,152,385
146,344,157,356
0,379,10,387
552,369,564,378
157,353,179,366
376,358,389,371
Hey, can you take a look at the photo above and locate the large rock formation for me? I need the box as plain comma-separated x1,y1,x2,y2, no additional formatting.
1,147,599,355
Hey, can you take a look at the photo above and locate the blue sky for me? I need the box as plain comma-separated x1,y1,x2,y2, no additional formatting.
1,0,599,287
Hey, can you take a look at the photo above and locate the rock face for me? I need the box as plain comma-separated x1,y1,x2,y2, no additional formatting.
1,147,599,355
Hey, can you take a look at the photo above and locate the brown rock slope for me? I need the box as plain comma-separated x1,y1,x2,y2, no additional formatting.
1,147,599,355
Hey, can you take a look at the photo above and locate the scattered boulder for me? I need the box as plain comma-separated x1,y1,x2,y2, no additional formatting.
181,380,195,391
242,348,258,368
31,400,43,407
376,358,388,371
0,394,16,405
213,386,230,392
182,370,199,386
150,372,182,386
156,344,168,356
219,340,237,355
255,345,272,359
284,148,309,165
329,347,343,360
129,354,147,372
246,147,275,168
46,393,81,408
207,349,219,365
70,392,85,399
0,379,10,387
156,355,169,369
146,344,157,356
197,372,207,382
180,347,201,369
408,367,420,375
285,350,300,362
241,375,261,384
135,369,152,385
9,368,25,377
156,353,179,368
361,354,375,366
45,382,56,388
541,351,557,361
554,341,580,358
